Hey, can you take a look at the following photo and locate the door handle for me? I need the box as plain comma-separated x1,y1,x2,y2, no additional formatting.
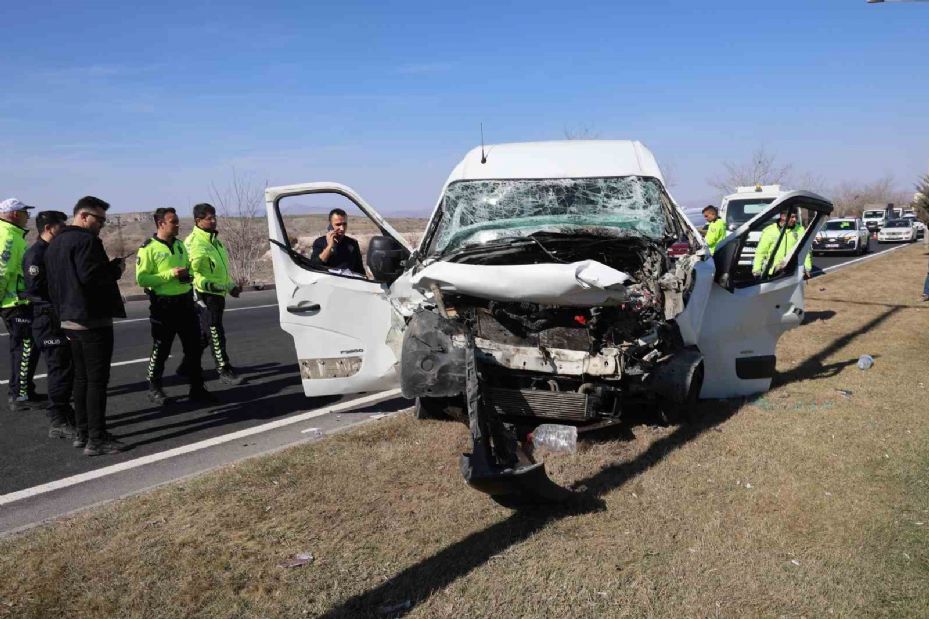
287,303,321,314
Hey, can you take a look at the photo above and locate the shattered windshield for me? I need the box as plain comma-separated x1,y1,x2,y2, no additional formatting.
430,176,669,255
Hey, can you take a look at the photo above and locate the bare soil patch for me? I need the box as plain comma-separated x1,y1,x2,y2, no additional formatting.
2,246,928,618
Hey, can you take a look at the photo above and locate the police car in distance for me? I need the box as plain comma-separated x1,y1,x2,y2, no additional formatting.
877,219,917,243
718,185,786,268
812,218,870,256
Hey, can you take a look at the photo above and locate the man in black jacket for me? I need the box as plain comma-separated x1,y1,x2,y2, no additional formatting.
45,196,127,456
23,210,76,439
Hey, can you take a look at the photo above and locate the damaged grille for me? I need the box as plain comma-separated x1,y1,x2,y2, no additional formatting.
484,387,594,422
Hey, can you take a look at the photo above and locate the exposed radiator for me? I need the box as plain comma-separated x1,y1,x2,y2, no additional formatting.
484,387,592,422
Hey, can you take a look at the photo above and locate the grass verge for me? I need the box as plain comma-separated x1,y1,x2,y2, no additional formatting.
2,246,929,618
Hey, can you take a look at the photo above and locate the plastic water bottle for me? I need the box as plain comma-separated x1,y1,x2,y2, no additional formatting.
857,355,874,370
532,424,578,454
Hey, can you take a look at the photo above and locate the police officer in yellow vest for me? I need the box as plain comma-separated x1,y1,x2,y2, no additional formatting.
0,198,41,411
702,205,727,254
137,207,216,405
752,208,813,279
185,203,243,385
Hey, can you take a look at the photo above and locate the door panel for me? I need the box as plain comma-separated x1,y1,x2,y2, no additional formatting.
699,192,832,398
266,183,411,397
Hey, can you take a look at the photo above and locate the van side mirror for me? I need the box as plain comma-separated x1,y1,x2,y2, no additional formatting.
367,236,410,283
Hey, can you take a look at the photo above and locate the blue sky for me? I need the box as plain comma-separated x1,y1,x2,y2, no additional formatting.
1,0,927,214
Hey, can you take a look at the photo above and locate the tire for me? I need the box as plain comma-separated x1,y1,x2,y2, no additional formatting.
657,363,704,426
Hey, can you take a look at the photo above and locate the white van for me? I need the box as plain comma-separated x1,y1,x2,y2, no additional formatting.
862,208,888,232
718,185,785,267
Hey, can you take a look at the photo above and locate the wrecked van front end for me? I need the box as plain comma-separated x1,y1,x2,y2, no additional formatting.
399,175,705,506
266,140,831,510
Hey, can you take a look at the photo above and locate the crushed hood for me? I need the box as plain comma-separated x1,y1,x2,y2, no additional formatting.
411,260,634,307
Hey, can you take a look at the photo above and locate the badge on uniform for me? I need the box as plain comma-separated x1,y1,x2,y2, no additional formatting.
28,265,40,276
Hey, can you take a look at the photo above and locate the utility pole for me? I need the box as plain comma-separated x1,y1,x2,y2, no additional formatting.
112,214,127,258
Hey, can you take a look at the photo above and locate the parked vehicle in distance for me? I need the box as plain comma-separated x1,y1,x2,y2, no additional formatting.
877,219,917,243
862,208,887,232
813,218,870,255
267,140,833,507
901,213,926,239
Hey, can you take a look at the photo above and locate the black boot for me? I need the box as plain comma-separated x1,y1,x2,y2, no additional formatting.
218,366,243,385
148,381,168,405
48,423,78,440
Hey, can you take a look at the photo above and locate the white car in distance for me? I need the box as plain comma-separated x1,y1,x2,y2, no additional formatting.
266,140,833,507
877,219,917,243
812,218,870,255
902,214,926,239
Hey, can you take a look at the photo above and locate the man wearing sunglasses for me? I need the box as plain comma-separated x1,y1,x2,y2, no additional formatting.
45,196,128,456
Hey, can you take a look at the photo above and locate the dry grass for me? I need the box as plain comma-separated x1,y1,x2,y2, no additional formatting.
2,246,929,618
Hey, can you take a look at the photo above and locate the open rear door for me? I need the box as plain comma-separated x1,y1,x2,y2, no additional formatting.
266,182,412,397
697,191,832,398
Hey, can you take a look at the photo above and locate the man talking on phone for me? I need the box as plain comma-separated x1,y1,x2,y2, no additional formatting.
309,208,365,277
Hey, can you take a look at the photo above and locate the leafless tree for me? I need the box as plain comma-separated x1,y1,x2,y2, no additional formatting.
209,168,266,288
563,125,601,140
830,174,912,217
708,146,794,194
913,174,929,222
659,158,678,189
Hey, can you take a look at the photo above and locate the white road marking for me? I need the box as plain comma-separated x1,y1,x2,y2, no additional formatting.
818,242,912,275
113,303,278,325
0,356,154,385
0,302,277,335
0,388,403,507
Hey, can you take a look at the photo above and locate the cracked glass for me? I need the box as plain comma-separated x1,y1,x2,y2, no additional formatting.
431,176,668,255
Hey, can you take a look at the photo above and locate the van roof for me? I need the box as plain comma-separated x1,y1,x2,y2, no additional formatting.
445,140,665,183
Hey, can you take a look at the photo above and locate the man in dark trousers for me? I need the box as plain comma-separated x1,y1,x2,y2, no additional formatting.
23,210,76,439
184,203,243,385
0,197,42,412
45,196,127,456
309,208,366,276
136,207,215,405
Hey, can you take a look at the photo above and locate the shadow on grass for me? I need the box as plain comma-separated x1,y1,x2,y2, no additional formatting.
319,398,741,618
773,305,900,386
319,308,902,617
802,310,836,324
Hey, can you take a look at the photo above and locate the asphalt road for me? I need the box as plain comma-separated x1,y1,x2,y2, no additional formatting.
0,238,914,532
0,290,364,496
811,236,909,271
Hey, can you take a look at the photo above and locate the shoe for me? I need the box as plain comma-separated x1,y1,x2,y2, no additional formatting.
922,294,929,302
48,423,78,440
28,392,47,403
73,433,88,448
83,433,127,456
148,382,168,405
218,366,243,385
189,386,219,404
8,395,40,412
